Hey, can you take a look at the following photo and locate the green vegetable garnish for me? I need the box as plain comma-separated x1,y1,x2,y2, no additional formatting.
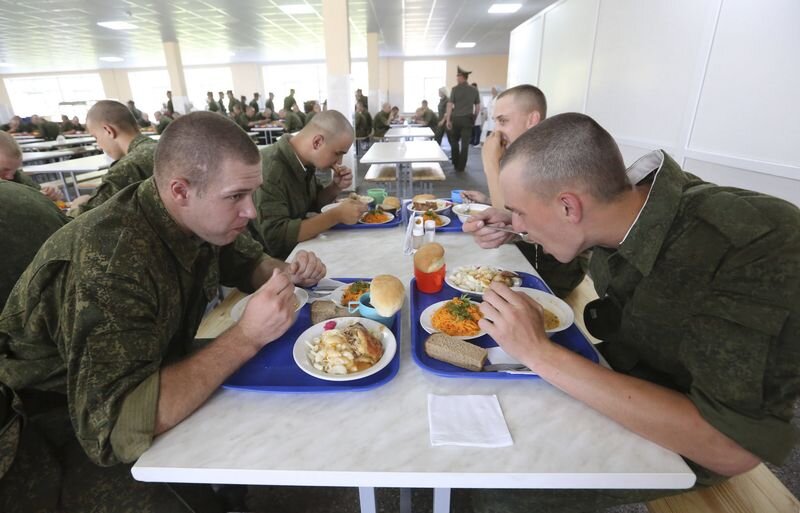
445,294,476,320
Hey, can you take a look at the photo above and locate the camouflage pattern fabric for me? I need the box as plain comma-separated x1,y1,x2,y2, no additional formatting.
448,82,480,118
447,113,473,171
0,177,264,474
421,107,438,129
11,169,41,190
156,116,172,134
79,133,157,214
515,242,587,299
282,111,303,133
355,111,370,138
0,181,68,310
372,110,390,138
250,136,324,259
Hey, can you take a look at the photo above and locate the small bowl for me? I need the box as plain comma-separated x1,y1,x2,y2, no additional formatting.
346,292,395,328
452,203,490,224
511,287,574,334
337,195,374,206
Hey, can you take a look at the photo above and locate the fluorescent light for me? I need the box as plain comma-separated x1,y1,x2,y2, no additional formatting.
279,4,315,15
455,42,476,48
97,20,137,30
99,56,124,62
488,3,522,14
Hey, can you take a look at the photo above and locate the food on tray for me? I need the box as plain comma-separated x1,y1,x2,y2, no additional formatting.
311,300,356,324
541,307,560,331
341,281,371,306
369,275,405,317
411,193,438,211
347,192,373,204
413,243,445,273
422,210,446,226
361,207,391,224
424,333,487,372
380,196,401,211
431,295,483,337
449,266,522,293
306,322,384,374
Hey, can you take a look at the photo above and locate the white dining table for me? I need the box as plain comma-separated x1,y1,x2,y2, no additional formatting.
12,135,43,142
23,153,110,200
21,145,97,165
251,125,284,145
384,127,435,140
19,136,97,152
131,228,695,513
361,141,449,198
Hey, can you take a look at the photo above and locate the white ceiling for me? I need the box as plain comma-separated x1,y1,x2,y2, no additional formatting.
0,0,554,74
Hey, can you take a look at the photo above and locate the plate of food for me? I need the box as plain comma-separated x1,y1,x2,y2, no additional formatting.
336,192,374,205
406,194,452,214
293,317,397,381
419,295,486,340
420,210,451,228
510,287,574,334
359,208,395,224
445,265,522,295
230,287,309,321
325,280,371,307
452,203,491,223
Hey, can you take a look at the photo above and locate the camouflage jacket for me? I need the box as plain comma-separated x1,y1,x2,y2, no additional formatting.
372,111,390,138
11,169,40,191
591,150,800,482
249,135,322,260
0,177,265,466
0,181,68,310
79,134,157,214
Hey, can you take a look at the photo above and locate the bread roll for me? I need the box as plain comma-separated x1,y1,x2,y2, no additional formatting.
382,196,401,209
370,275,405,317
424,333,487,371
412,194,435,203
413,242,445,273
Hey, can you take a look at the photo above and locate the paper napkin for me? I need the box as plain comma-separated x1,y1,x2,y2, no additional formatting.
428,394,513,447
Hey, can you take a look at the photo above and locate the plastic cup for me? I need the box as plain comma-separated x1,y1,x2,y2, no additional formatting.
367,188,387,206
348,292,395,327
451,189,464,204
415,265,446,294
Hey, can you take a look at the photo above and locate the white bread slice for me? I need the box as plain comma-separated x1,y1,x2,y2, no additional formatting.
424,333,487,372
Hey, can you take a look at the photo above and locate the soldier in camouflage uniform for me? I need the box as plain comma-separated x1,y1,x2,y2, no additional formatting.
463,113,800,512
0,112,328,513
372,102,391,138
445,67,481,172
0,130,63,200
69,100,158,215
154,111,173,134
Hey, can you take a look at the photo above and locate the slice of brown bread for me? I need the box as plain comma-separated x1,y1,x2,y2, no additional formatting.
424,333,487,372
311,301,359,324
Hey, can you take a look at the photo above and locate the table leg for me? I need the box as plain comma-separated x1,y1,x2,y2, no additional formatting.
358,487,376,513
70,171,81,198
433,488,451,513
59,172,73,201
400,488,412,513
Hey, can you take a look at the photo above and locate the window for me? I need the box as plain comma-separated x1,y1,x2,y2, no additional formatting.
184,67,234,112
351,61,368,96
4,73,104,120
262,63,327,111
403,60,446,114
127,69,171,118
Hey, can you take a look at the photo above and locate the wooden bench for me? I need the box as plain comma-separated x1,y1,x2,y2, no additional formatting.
564,278,798,513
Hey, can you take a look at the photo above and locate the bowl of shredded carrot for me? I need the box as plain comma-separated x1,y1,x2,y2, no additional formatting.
420,295,486,339
359,208,394,224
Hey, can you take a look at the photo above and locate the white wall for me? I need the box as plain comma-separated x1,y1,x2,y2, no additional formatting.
507,0,800,206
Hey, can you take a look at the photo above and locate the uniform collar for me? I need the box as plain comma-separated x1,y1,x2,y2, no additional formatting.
137,177,207,273
128,133,154,153
277,134,315,178
616,150,686,277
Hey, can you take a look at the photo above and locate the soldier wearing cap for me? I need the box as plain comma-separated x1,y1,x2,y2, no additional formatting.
0,112,327,512
463,112,800,512
445,67,481,171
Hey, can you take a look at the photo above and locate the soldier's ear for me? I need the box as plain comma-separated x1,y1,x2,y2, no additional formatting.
312,134,325,150
559,192,583,224
168,178,191,205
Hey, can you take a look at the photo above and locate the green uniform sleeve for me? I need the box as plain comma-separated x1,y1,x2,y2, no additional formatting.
218,233,267,293
252,178,303,260
12,170,41,191
109,370,160,463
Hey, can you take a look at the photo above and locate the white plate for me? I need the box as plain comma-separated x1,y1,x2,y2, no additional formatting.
293,317,397,381
511,287,574,334
358,212,395,224
445,265,522,296
229,288,309,321
319,281,371,307
320,203,338,213
419,300,486,340
406,199,452,214
336,195,374,205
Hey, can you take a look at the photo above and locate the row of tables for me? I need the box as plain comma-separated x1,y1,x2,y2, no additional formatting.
131,226,695,513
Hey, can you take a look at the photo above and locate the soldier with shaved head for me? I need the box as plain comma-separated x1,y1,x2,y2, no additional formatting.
0,112,327,512
71,99,158,214
250,109,364,259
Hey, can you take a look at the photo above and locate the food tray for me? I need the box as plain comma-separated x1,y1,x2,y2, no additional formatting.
330,212,403,230
401,199,464,233
410,273,599,379
224,278,401,392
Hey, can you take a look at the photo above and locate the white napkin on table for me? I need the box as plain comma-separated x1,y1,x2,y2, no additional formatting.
428,394,513,447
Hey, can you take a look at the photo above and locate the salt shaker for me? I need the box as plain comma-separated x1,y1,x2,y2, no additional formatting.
412,225,424,250
423,219,436,244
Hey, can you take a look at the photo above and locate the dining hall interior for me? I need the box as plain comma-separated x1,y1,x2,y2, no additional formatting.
0,1,798,512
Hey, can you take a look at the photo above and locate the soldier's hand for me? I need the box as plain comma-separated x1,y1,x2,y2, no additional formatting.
462,207,517,248
482,131,506,165
287,250,326,287
446,120,453,131
41,186,63,201
332,165,353,190
478,282,550,369
237,269,296,348
336,200,368,225
461,190,489,204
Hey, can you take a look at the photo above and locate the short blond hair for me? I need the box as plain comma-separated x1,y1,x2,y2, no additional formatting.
0,131,22,159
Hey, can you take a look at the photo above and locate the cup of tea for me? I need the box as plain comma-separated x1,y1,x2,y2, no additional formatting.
348,292,395,327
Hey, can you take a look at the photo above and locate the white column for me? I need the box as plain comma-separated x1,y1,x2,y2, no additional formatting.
163,40,190,114
367,32,380,116
0,77,13,122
